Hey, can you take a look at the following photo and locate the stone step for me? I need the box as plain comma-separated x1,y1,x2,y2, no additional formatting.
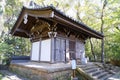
79,64,98,69
78,63,120,80
91,69,105,76
99,74,113,80
78,63,95,67
78,65,89,68
113,68,120,72
96,71,108,79
85,68,99,73
82,66,98,70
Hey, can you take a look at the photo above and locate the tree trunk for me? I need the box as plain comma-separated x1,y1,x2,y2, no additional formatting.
101,17,104,63
100,0,107,63
101,38,104,63
89,38,96,61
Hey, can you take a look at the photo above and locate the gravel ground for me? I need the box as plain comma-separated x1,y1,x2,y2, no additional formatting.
0,70,29,80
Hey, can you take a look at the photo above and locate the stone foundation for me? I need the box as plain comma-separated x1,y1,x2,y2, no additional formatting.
10,62,72,80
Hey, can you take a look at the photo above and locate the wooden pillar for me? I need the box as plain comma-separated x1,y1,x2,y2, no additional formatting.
48,22,57,63
51,37,54,63
39,34,42,62
65,38,67,62
64,28,71,63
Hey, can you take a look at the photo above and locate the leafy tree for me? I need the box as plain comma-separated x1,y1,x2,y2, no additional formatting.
0,0,31,65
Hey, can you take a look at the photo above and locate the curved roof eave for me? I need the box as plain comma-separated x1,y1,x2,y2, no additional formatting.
10,6,104,39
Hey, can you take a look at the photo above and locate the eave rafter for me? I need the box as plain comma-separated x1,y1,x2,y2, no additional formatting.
53,14,103,39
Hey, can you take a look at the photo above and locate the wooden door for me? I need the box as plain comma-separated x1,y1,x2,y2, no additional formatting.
55,38,65,62
55,38,61,62
69,41,76,59
61,39,65,61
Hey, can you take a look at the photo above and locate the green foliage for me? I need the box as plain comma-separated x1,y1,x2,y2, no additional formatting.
0,73,3,80
77,0,120,62
106,32,120,60
0,0,31,65
0,5,3,15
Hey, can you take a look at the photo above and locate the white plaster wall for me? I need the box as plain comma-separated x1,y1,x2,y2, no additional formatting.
41,39,51,61
31,41,40,61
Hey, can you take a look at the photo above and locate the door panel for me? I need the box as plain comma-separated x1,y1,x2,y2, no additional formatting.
69,41,76,59
55,38,65,62
61,39,65,61
55,38,61,62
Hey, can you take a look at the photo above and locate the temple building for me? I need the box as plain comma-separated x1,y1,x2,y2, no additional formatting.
10,2,103,64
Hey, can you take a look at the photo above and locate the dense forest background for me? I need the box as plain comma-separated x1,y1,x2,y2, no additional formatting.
0,0,120,64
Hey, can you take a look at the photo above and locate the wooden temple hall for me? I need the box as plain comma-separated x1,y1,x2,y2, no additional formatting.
10,3,103,64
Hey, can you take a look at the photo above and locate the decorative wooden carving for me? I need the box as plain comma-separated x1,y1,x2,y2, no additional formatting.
75,33,80,38
48,22,57,38
63,28,71,37
48,22,57,31
30,19,50,39
31,19,50,33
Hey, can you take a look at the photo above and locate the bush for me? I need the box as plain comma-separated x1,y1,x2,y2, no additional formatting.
0,72,3,79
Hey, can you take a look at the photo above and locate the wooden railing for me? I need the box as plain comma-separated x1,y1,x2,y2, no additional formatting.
75,68,95,80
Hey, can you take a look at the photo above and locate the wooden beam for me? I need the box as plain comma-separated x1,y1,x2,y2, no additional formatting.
25,8,54,18
16,29,30,37
75,34,79,38
11,10,25,35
